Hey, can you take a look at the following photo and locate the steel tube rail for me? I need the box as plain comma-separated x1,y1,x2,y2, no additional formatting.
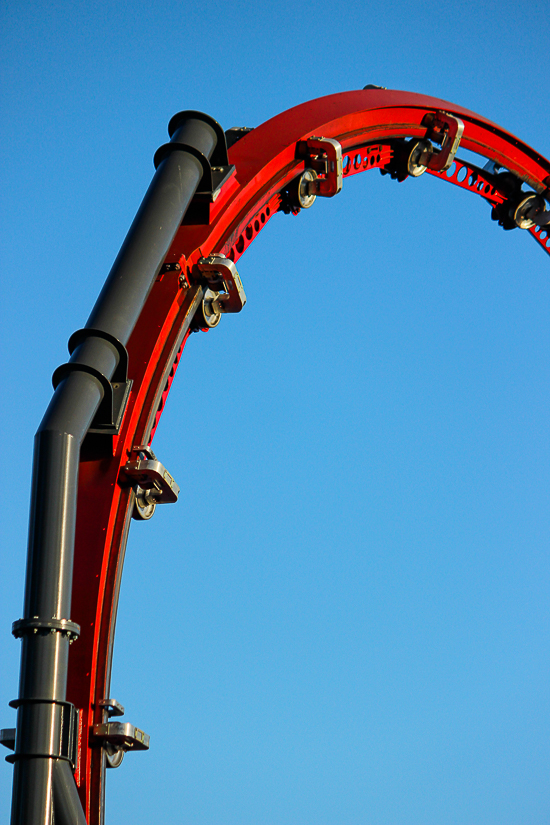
85,115,218,341
53,761,88,825
10,113,223,825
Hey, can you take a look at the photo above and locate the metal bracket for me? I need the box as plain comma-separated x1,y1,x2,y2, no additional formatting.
1,728,15,750
422,111,464,172
121,446,179,520
197,255,247,315
404,112,464,177
92,722,149,751
99,698,125,718
92,697,149,768
52,329,132,435
225,126,254,149
122,449,179,501
92,721,149,769
3,701,79,772
296,136,343,197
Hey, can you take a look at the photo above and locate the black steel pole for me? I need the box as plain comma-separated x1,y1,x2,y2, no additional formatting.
10,113,223,825
53,760,88,825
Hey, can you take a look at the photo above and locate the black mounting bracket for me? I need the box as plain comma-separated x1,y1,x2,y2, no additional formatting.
155,110,236,225
4,700,79,772
52,329,132,435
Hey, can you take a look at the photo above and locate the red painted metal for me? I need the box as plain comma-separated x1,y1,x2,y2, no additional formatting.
65,89,550,821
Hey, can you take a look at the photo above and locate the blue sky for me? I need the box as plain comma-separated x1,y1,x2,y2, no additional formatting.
1,1,549,823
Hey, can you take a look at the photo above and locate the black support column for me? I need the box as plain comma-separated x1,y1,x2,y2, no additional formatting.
10,112,225,825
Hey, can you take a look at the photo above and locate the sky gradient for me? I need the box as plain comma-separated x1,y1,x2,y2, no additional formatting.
1,1,549,823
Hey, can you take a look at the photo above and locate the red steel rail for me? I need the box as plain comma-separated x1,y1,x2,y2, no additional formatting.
58,89,549,821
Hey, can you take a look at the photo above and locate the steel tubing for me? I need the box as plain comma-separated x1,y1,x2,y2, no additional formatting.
85,116,217,344
11,113,221,825
53,760,88,825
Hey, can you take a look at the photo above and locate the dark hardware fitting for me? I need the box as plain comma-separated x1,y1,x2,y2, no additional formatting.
96,698,127,768
158,259,192,288
155,109,228,177
384,112,464,181
122,446,179,503
418,111,464,172
5,701,79,772
225,126,255,149
92,722,149,752
181,166,237,225
197,255,247,314
379,138,421,182
92,699,149,769
296,136,343,198
121,445,179,520
1,729,16,750
169,110,230,167
157,261,182,284
155,139,235,210
155,110,235,225
99,698,124,718
12,617,80,643
96,698,125,768
52,329,132,435
191,255,246,331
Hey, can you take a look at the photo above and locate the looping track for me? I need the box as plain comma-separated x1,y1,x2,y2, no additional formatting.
63,89,549,820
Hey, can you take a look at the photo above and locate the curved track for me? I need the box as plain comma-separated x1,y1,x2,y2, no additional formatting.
62,89,549,821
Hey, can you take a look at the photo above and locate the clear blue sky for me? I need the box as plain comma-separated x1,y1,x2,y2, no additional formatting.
1,1,549,823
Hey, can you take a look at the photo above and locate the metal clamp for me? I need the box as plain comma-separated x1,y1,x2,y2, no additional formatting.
3,700,79,772
92,722,149,751
424,111,464,171
12,617,80,642
296,136,343,197
197,255,247,314
92,697,149,769
99,698,124,718
92,722,149,769
121,446,179,520
52,329,132,435
409,111,464,176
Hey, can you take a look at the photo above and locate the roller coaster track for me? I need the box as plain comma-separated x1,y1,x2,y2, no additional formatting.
5,89,549,824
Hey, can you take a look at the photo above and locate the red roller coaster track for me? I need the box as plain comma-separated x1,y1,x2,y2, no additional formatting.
9,89,550,823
